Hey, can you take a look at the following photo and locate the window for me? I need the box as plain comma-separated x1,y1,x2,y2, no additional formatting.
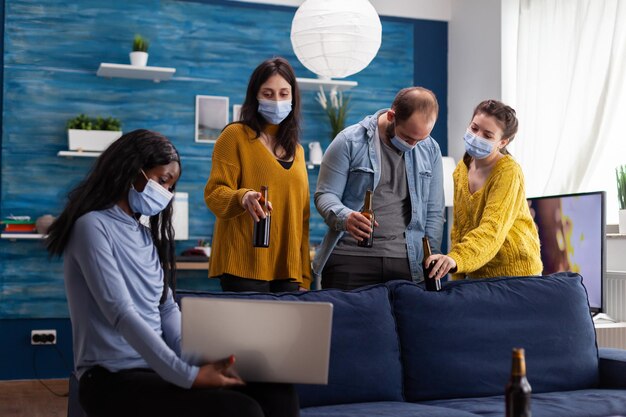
503,0,626,224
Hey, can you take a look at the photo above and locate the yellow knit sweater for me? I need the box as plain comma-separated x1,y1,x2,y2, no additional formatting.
449,155,542,279
204,123,311,288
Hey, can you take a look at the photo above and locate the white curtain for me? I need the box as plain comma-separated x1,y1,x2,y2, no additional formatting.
505,0,626,224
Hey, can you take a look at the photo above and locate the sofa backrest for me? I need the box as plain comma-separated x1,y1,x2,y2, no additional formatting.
177,283,403,408
390,272,599,402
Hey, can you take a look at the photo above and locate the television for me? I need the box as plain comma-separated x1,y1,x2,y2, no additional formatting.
527,191,606,313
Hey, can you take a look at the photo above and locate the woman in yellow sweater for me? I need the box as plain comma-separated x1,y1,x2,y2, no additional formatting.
426,99,542,280
204,57,311,292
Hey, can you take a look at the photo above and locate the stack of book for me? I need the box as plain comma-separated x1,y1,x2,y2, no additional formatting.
2,216,37,234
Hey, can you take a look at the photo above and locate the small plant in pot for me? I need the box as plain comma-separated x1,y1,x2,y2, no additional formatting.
130,34,149,66
617,165,626,233
67,114,123,152
316,86,351,141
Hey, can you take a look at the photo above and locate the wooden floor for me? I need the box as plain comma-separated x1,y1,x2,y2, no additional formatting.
0,379,68,417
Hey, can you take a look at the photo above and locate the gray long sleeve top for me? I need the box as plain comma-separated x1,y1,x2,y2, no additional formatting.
64,205,199,388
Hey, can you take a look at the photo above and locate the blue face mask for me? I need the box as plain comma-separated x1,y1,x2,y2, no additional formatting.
258,99,292,125
390,135,417,153
128,170,174,216
464,130,495,160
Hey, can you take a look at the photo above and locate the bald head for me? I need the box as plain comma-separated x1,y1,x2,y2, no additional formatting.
391,87,439,124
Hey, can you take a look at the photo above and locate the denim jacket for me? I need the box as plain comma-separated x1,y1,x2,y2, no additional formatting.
313,110,445,283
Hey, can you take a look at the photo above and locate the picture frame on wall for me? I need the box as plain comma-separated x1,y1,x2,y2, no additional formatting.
195,95,229,143
233,104,242,122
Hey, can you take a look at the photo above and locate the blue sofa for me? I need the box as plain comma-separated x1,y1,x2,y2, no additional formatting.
68,272,626,416
177,272,626,417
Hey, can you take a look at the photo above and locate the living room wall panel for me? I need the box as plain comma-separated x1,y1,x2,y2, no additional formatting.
0,0,446,378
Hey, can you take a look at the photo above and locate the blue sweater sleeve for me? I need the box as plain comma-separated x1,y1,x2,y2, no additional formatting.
160,290,183,357
70,215,199,388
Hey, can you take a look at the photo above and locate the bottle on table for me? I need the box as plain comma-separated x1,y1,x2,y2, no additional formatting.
422,236,441,291
505,347,532,417
357,189,375,248
252,185,271,248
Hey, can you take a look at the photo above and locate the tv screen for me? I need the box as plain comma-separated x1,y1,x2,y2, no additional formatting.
527,191,605,312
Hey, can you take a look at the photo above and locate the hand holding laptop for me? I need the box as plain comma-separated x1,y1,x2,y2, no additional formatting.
192,355,245,388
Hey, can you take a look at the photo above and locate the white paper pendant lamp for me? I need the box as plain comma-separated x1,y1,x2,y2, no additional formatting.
290,0,382,79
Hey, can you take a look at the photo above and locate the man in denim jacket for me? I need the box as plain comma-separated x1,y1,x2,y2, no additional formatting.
313,87,445,289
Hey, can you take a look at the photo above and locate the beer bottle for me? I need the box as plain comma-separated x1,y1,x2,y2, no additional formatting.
357,189,375,248
422,236,441,291
505,348,532,417
252,186,271,248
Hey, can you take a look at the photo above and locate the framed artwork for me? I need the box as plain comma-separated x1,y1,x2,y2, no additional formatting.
195,95,229,143
233,104,242,122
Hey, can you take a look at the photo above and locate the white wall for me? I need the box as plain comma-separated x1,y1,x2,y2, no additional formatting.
230,0,451,21
447,0,502,161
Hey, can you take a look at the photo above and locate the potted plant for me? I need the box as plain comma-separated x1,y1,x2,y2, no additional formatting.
67,114,122,152
617,164,626,233
316,86,351,141
130,34,149,66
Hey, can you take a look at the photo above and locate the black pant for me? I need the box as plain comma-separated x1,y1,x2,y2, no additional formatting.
79,366,299,417
321,253,412,290
220,274,300,293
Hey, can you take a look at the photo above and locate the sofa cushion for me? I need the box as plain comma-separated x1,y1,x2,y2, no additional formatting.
301,401,481,417
177,283,403,407
423,389,626,417
390,273,599,401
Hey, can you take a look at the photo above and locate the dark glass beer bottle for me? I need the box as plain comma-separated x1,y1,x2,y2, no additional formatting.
252,186,271,248
505,348,532,417
357,189,375,248
422,236,441,291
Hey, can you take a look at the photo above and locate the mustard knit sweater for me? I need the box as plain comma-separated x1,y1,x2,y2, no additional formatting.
204,123,311,288
449,155,542,279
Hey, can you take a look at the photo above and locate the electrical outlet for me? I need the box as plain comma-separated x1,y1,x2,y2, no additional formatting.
31,329,57,345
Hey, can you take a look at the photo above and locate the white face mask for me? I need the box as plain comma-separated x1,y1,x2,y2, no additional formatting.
258,99,292,124
128,170,173,216
464,130,495,159
390,135,417,153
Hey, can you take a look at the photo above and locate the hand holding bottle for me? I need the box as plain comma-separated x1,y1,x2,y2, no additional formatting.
424,254,457,279
241,190,273,222
346,212,379,242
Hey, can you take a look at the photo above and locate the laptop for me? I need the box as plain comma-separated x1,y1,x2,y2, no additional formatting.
181,297,333,384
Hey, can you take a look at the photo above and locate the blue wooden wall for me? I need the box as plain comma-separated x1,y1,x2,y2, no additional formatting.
0,0,447,378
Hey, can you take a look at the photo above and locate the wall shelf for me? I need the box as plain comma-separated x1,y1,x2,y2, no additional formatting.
176,261,210,270
57,150,101,158
296,77,357,92
97,63,176,82
1,233,46,240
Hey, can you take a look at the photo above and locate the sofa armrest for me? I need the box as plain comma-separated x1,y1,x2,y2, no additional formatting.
599,348,626,388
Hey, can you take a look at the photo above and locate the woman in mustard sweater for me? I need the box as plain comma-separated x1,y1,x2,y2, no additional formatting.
205,57,311,292
426,99,542,280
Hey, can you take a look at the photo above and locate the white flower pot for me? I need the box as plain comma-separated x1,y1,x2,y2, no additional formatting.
620,209,626,234
68,129,123,152
129,51,149,67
